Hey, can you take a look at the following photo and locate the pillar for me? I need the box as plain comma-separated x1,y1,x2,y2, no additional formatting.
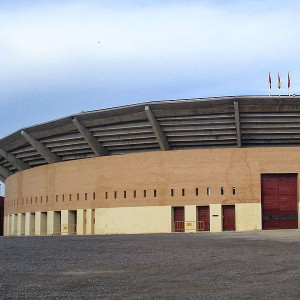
77,209,84,235
210,204,222,232
185,205,197,233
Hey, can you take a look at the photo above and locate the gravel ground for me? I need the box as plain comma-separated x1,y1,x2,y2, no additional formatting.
0,231,300,299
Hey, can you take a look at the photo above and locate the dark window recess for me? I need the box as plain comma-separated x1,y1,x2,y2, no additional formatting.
40,196,42,203
31,197,33,204
105,192,108,199
196,188,199,196
124,191,127,199
171,189,174,197
114,191,117,199
232,187,236,195
144,190,147,197
221,187,224,195
207,188,210,196
154,189,157,197
93,192,96,200
62,195,65,202
77,193,79,201
35,197,37,203
133,190,136,198
56,195,58,202
85,193,87,200
182,189,185,196
69,194,72,201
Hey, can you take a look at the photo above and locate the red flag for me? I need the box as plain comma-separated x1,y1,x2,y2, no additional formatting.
268,72,271,89
278,72,281,89
288,72,290,88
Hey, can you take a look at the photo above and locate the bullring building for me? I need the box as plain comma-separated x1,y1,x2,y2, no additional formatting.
1,96,299,236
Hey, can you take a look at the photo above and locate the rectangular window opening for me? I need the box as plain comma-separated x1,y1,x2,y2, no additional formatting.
232,187,236,195
69,194,72,201
105,192,108,200
93,192,96,200
154,189,157,197
85,193,87,200
77,193,79,201
114,191,117,199
182,189,185,196
196,188,199,196
221,187,224,195
144,190,146,197
133,190,136,198
171,189,174,197
62,194,65,202
40,196,42,203
207,188,210,196
124,191,127,199
56,195,58,202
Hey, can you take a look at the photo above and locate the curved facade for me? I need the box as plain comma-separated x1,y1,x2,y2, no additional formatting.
2,96,300,235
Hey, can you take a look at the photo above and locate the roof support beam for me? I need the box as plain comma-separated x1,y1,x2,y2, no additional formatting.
0,174,6,183
72,117,109,156
0,148,30,171
145,106,170,151
21,130,62,164
0,165,13,179
234,99,242,148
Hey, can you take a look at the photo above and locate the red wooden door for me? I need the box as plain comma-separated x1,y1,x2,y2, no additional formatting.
197,206,210,231
174,207,185,232
222,205,235,231
262,174,298,229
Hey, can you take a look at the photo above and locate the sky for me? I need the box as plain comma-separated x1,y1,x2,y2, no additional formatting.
0,0,300,140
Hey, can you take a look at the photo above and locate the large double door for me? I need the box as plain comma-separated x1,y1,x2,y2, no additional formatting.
261,174,298,229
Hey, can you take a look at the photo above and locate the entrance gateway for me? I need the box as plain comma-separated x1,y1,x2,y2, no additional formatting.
261,174,298,229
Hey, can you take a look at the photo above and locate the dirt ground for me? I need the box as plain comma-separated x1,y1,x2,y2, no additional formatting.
0,230,300,299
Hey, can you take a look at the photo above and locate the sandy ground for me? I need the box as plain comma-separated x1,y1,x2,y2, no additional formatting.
0,230,300,299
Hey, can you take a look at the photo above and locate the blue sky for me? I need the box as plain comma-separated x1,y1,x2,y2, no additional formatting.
0,0,299,139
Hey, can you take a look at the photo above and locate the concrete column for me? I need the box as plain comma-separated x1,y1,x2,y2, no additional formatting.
6,215,11,236
210,204,222,232
25,212,35,236
185,205,197,233
35,212,41,235
77,209,84,235
17,213,25,236
11,214,17,236
4,215,7,236
47,211,54,235
61,210,69,235
86,209,92,235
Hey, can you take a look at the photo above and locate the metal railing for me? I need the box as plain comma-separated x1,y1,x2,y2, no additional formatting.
174,221,204,232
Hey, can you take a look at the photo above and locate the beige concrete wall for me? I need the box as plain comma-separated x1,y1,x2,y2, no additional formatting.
95,206,172,235
210,204,222,232
236,203,262,231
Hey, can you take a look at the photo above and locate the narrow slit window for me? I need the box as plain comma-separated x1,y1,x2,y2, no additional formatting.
40,196,42,203
85,193,87,200
93,192,96,200
77,193,80,201
171,189,174,197
56,195,58,202
133,190,136,198
195,188,199,196
69,194,72,201
144,190,147,197
31,197,33,204
154,189,157,197
124,191,127,199
35,197,37,203
182,189,185,196
207,188,210,196
114,191,117,199
105,192,108,199
232,187,236,195
62,194,65,202
46,196,48,203
221,187,224,195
